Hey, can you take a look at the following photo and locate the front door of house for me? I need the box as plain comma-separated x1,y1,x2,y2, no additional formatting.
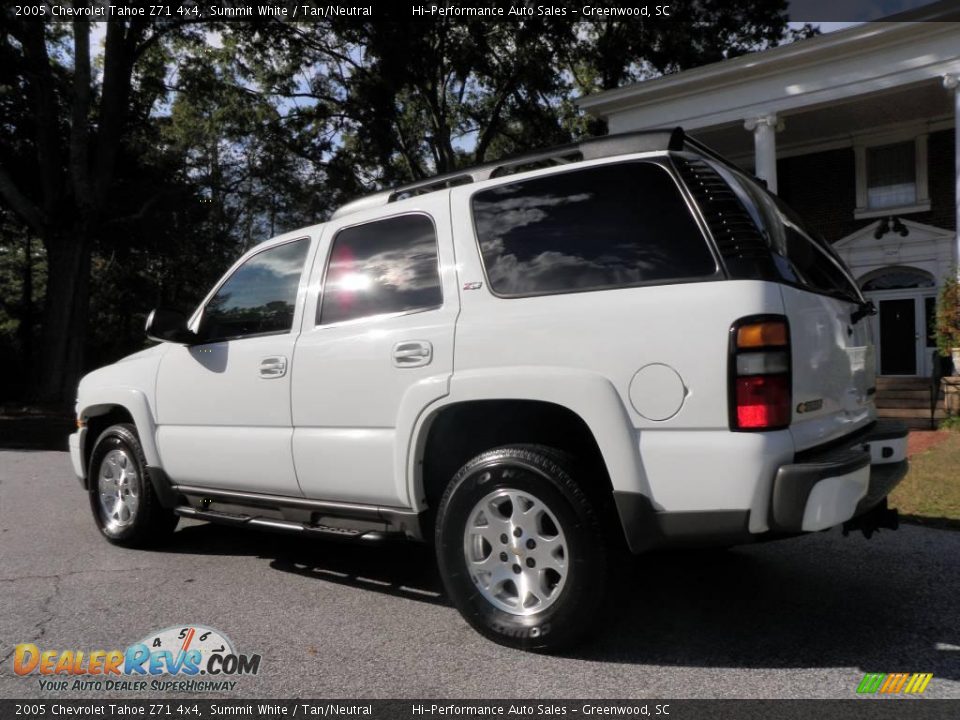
878,298,916,374
867,290,938,377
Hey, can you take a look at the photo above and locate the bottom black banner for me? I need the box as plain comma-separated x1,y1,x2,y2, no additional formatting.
1,700,958,720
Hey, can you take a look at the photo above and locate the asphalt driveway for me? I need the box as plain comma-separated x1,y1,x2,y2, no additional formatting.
1,449,958,699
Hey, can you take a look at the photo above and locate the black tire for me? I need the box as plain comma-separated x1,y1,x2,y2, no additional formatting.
435,444,608,651
88,423,178,548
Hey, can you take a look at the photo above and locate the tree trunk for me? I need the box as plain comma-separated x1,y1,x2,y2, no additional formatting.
37,230,91,403
16,231,35,378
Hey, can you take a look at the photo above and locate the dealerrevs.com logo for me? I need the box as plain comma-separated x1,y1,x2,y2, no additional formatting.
13,625,261,693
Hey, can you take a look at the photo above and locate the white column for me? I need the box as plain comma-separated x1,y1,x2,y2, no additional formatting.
945,74,960,273
744,114,783,194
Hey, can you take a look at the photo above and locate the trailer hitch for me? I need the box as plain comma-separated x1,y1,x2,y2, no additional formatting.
842,499,899,539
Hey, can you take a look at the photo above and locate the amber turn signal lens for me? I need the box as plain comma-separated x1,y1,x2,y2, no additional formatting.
736,321,788,349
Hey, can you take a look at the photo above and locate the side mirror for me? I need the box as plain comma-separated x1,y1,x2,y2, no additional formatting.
145,308,195,344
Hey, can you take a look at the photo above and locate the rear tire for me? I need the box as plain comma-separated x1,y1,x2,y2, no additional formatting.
88,423,178,548
435,444,607,651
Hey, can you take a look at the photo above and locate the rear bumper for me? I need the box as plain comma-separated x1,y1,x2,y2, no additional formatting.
614,419,909,552
769,419,909,533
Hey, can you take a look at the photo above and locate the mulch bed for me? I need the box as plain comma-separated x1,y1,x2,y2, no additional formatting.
906,430,951,457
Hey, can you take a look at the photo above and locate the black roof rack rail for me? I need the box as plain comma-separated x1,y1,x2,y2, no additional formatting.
331,127,715,219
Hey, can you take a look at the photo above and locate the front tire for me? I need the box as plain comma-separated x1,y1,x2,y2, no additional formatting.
88,423,178,548
435,445,607,651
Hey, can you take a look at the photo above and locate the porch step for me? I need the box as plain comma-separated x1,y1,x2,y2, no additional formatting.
876,389,937,400
875,407,946,419
875,377,931,391
886,416,942,430
875,397,938,409
875,374,945,427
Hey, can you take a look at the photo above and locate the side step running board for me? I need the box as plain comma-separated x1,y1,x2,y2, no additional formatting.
174,506,387,542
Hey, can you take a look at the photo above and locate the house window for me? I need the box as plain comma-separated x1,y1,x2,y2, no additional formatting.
854,134,929,219
867,142,916,208
859,266,934,291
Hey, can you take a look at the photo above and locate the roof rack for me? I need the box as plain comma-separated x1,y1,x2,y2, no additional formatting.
331,127,709,220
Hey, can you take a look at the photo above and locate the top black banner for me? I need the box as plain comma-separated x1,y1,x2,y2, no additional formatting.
6,0,960,24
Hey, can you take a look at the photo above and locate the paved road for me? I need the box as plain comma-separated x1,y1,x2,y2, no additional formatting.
1,450,959,700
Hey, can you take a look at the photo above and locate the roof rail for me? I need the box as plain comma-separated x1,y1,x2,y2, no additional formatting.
331,127,690,220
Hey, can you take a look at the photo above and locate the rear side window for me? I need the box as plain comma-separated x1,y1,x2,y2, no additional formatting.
471,162,717,297
319,214,442,325
711,161,862,303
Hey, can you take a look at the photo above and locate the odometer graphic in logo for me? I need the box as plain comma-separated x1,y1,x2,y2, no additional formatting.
128,624,260,676
139,625,229,674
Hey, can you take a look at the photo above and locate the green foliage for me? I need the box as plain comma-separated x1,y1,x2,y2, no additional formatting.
0,12,805,400
935,272,960,357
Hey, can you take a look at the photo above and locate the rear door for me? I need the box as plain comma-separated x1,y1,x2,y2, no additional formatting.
291,194,459,507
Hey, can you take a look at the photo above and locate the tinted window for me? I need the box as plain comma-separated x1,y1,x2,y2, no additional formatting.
200,238,310,342
319,214,442,325
471,162,716,296
782,227,859,300
722,166,861,302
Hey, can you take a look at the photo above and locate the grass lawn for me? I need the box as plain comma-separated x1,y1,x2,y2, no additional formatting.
890,431,960,530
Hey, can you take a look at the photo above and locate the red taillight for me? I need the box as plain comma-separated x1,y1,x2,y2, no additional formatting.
730,316,791,431
735,375,790,428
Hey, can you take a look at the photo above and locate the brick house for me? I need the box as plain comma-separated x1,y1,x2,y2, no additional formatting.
580,16,960,401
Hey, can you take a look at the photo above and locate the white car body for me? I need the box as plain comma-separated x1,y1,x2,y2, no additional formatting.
70,131,909,553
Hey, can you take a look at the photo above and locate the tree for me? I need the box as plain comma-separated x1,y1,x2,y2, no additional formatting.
571,0,815,94
0,15,191,400
261,3,812,189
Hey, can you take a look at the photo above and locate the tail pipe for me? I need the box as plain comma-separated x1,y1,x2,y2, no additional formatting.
842,499,899,539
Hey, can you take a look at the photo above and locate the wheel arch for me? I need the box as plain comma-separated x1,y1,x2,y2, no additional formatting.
409,369,650,538
79,388,161,485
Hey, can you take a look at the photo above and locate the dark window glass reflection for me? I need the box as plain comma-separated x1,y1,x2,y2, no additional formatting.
471,162,716,296
320,214,442,325
861,269,935,291
201,238,310,342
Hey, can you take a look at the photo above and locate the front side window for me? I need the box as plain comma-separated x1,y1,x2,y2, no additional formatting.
319,214,442,325
199,238,310,342
471,162,717,297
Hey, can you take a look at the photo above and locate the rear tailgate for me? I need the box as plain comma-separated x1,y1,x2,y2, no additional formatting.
781,285,876,451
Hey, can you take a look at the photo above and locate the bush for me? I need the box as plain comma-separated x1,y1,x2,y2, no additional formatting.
935,272,960,358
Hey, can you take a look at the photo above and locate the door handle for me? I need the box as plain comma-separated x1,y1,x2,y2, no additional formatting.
393,341,432,368
260,356,287,378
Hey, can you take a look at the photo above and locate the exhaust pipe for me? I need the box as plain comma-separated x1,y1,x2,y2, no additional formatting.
842,499,899,539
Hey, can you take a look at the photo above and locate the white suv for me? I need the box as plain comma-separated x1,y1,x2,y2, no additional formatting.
69,130,908,650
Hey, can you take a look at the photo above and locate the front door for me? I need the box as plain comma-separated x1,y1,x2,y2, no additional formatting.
867,290,938,377
155,236,314,494
878,298,916,375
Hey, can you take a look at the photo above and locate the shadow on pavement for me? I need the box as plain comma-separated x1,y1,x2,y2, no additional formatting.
159,521,960,681
164,523,447,605
0,408,73,451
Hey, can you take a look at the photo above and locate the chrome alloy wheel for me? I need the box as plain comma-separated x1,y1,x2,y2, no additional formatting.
463,488,568,616
97,448,141,533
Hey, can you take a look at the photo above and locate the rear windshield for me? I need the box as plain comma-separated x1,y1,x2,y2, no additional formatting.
713,163,863,304
471,161,718,297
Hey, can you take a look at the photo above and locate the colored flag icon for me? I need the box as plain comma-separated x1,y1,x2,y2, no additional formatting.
857,673,932,694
